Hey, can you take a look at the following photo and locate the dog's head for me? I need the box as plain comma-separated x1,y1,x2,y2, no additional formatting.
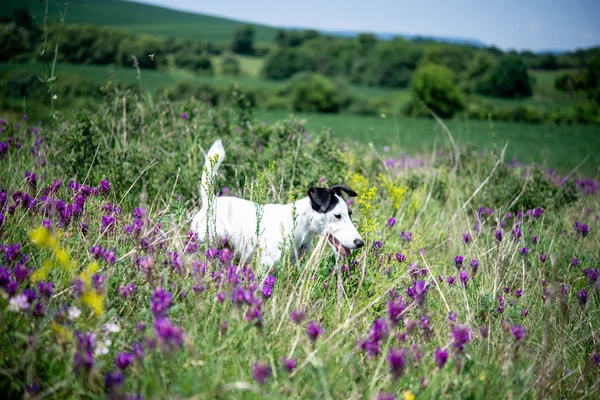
307,185,364,257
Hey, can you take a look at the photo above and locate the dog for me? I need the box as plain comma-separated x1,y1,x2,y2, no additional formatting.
191,140,364,268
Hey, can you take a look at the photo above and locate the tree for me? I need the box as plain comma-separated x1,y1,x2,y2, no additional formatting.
366,38,422,88
262,48,315,80
174,53,213,74
409,63,464,118
231,25,255,55
0,23,30,61
420,44,472,74
288,73,343,113
477,55,533,98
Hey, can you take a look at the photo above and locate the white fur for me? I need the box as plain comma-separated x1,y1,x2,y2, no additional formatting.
191,140,364,268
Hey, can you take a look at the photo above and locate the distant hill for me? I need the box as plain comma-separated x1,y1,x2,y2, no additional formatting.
316,29,488,48
0,0,278,44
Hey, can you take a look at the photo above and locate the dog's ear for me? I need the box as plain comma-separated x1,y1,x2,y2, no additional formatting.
307,187,333,213
329,185,358,198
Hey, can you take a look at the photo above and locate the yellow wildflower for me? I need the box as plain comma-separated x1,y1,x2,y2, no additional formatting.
81,291,105,316
402,390,415,400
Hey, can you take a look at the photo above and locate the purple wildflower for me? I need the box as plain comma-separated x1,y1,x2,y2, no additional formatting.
290,309,306,324
252,362,272,385
539,253,547,263
470,259,479,273
574,221,589,237
454,255,464,267
116,353,134,369
280,357,296,372
154,318,185,350
572,257,580,267
511,325,526,342
452,324,471,351
462,233,471,244
521,308,529,317
99,180,110,196
531,235,538,244
387,217,396,228
520,247,529,256
395,252,406,263
447,276,456,285
306,321,324,342
407,280,428,305
459,270,470,287
400,231,413,242
180,112,188,120
388,297,406,325
151,288,173,317
434,347,448,368
495,230,503,242
387,347,407,378
577,290,588,306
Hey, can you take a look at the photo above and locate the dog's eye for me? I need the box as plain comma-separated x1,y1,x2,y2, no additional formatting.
334,214,341,219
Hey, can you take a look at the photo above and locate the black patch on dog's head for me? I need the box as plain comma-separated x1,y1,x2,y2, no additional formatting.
307,187,338,213
329,185,358,198
307,185,358,213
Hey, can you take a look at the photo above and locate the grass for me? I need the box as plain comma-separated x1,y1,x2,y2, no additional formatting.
0,0,278,44
0,92,598,399
255,109,600,176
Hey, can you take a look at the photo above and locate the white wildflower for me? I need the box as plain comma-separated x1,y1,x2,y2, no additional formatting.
68,306,81,320
104,322,121,333
8,294,30,312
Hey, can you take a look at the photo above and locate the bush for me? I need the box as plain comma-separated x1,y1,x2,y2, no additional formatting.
231,25,255,55
365,39,422,88
288,73,343,113
116,34,166,69
407,63,464,118
262,48,316,80
220,55,241,76
174,53,213,74
0,23,31,61
477,55,533,98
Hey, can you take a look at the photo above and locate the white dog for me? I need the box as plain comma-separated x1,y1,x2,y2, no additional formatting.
191,140,364,267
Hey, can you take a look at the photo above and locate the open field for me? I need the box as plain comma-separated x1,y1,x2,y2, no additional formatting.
256,110,600,176
0,0,278,43
0,92,599,398
0,62,411,106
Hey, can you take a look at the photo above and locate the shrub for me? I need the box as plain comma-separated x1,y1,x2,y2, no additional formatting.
174,53,213,74
407,63,464,118
231,25,255,55
220,55,241,76
0,23,31,61
288,73,343,113
477,55,533,98
262,48,316,80
365,39,422,88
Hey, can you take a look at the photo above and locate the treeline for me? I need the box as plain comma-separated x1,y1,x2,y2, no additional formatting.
262,30,599,97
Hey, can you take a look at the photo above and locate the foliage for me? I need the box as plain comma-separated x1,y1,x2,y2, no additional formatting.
0,93,599,399
261,48,316,80
0,23,32,62
219,55,241,76
287,73,347,113
173,53,213,74
231,24,255,55
477,56,533,98
407,63,464,118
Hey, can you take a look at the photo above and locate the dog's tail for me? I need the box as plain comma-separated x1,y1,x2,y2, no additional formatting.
200,139,225,209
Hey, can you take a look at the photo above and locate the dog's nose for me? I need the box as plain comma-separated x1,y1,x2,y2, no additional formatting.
354,239,364,248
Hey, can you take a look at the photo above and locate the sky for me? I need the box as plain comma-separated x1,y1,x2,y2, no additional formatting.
134,0,600,52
